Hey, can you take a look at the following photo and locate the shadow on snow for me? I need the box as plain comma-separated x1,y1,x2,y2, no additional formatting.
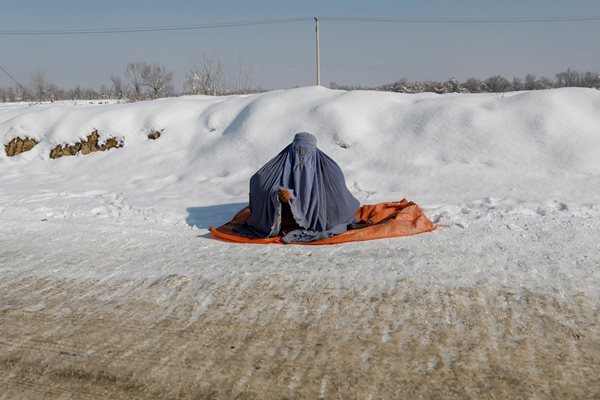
185,202,246,230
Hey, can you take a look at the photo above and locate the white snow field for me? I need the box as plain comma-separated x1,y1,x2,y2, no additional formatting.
1,87,599,399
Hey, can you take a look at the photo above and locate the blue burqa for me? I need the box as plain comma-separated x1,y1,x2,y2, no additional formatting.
236,132,360,243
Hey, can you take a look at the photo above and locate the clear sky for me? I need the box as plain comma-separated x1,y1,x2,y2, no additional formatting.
1,0,599,91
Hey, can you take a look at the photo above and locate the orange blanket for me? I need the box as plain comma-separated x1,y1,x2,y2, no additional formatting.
209,199,435,245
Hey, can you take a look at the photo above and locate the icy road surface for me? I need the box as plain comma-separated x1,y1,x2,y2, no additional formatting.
1,201,598,399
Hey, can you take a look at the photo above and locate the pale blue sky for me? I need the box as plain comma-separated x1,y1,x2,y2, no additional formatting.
1,0,599,90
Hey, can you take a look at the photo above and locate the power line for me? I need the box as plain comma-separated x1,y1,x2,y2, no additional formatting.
0,15,598,36
0,65,32,97
320,16,600,23
0,17,312,35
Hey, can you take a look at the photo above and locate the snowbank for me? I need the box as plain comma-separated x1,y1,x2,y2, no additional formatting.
1,87,600,222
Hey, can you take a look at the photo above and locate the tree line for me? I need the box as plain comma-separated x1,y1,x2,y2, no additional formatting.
1,65,599,103
331,69,600,94
0,55,256,103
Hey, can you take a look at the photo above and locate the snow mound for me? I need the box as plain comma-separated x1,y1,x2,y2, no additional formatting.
1,87,599,225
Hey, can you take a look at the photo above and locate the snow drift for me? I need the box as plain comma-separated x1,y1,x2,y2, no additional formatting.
1,86,600,225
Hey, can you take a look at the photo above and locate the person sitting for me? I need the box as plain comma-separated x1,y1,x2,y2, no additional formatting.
235,132,360,243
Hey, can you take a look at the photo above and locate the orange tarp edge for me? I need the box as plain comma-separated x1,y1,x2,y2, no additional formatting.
209,199,435,245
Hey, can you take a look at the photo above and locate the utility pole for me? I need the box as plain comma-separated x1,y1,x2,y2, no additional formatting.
314,17,321,86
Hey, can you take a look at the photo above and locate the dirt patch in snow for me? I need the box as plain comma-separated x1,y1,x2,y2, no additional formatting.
147,130,163,140
49,130,123,159
4,137,38,157
0,275,597,400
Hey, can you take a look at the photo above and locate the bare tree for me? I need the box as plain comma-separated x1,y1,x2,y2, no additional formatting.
72,85,82,100
27,71,60,102
183,55,224,95
446,78,461,93
125,62,145,100
524,74,540,90
484,75,512,92
226,54,254,94
82,87,100,99
538,76,554,89
141,63,173,99
556,68,600,88
16,84,31,101
6,86,16,102
182,66,200,95
512,77,524,91
581,71,600,88
48,83,61,101
30,70,48,101
99,84,110,99
378,78,413,93
556,68,581,87
463,78,483,93
5,86,17,103
110,74,125,99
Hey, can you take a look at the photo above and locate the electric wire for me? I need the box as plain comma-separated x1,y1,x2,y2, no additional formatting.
319,16,600,23
0,65,32,97
0,15,598,36
0,17,312,35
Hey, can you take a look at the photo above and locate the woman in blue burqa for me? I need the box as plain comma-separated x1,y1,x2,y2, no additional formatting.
235,132,360,243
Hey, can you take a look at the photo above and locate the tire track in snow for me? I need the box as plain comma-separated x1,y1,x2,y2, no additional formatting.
1,275,598,399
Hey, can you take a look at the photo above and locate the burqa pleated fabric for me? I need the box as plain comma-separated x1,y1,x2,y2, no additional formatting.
236,132,360,242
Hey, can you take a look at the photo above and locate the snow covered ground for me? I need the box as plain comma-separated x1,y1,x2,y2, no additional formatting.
1,87,599,399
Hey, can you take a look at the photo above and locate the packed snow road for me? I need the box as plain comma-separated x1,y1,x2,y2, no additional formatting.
1,203,598,399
